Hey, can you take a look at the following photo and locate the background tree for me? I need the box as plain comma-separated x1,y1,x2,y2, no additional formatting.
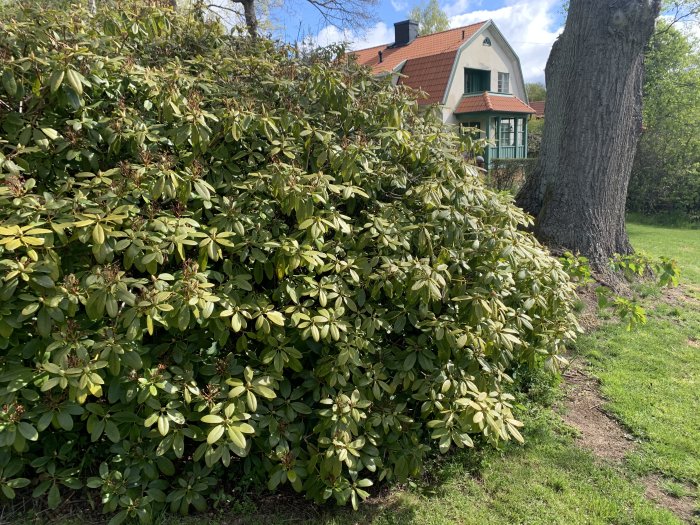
627,22,700,219
82,0,376,37
527,118,544,157
525,82,546,102
516,0,662,274
409,0,450,35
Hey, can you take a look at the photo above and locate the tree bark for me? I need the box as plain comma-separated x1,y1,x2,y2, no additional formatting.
235,0,258,38
516,0,661,271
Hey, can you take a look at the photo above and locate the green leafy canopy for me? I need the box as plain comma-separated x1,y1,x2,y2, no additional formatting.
0,1,578,519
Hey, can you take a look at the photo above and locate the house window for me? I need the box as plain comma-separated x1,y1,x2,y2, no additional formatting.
499,118,515,146
464,68,490,94
498,72,510,93
517,118,525,146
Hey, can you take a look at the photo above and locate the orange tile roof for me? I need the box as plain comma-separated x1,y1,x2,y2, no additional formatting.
352,22,486,75
397,51,456,104
529,100,545,117
455,92,535,114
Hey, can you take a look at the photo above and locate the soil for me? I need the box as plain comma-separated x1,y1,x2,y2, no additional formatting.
561,364,635,463
644,474,699,524
561,360,698,523
573,284,603,332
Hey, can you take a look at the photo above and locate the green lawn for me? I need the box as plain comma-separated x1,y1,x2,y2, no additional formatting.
577,305,700,483
627,222,700,284
16,222,700,525
575,222,700,493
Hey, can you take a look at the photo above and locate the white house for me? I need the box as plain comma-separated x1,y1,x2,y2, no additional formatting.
352,20,535,166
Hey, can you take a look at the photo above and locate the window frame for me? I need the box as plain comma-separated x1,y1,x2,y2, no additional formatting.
497,72,510,94
498,117,515,147
464,68,491,95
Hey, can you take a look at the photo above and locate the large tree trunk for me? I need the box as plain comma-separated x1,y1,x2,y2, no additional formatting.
238,0,258,38
516,0,661,272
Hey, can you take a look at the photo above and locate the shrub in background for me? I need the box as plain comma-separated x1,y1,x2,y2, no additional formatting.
487,158,536,193
527,118,544,158
0,2,578,520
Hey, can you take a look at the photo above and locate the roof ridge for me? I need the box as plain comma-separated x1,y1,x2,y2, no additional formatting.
415,20,487,39
353,20,487,54
484,92,494,111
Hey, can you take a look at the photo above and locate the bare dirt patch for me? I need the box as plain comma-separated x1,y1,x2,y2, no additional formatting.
660,284,700,308
574,285,602,332
561,362,698,522
643,475,698,524
561,363,634,463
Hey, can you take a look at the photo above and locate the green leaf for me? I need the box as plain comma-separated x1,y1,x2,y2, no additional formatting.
37,308,52,337
108,510,128,525
65,68,82,96
49,69,64,93
2,69,17,97
56,411,73,431
266,311,285,326
7,478,30,489
207,425,225,444
47,483,60,509
86,291,106,320
157,415,169,436
92,223,105,245
226,426,246,448
105,421,120,442
41,128,59,140
1,485,15,499
17,422,38,441
173,433,185,458
201,414,224,424
32,274,54,288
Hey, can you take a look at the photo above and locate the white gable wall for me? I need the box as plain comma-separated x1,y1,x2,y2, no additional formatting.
441,24,527,125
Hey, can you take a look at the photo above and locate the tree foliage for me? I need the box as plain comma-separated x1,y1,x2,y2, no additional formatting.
0,2,577,520
628,22,700,219
408,0,450,35
525,82,546,102
527,118,544,158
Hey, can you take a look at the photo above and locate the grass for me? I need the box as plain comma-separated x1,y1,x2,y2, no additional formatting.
569,221,700,525
577,306,700,484
575,222,700,488
627,222,700,284
13,221,700,525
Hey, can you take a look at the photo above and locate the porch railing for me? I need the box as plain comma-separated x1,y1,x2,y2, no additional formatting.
486,145,526,161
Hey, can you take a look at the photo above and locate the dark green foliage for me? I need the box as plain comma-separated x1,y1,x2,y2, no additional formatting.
628,22,700,221
0,2,578,520
525,82,546,102
487,159,536,193
527,117,544,158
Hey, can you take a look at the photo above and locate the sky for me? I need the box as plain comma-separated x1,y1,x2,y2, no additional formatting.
266,0,568,83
